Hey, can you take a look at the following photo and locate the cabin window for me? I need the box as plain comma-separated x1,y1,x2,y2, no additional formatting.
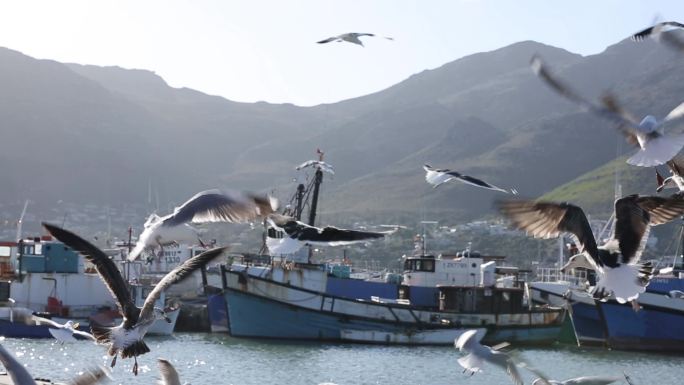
34,244,42,255
0,246,10,257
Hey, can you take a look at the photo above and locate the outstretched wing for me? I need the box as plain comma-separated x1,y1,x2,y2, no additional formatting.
296,225,386,246
32,315,64,329
562,376,622,385
317,36,338,44
139,247,228,321
157,358,181,385
531,56,639,131
615,195,684,263
0,344,37,385
497,200,599,262
42,223,137,322
162,189,277,227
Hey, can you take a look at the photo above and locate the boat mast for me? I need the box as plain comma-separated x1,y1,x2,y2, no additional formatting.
307,149,325,227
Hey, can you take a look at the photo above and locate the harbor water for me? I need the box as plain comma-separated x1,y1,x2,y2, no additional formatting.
2,334,683,385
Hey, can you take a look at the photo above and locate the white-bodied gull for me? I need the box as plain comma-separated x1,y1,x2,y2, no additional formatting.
498,194,684,303
317,32,393,46
423,164,517,194
157,358,183,385
296,160,335,175
266,214,389,255
632,21,684,52
531,55,684,167
128,189,277,261
32,315,95,343
0,343,110,385
532,373,633,385
43,222,228,376
455,329,523,385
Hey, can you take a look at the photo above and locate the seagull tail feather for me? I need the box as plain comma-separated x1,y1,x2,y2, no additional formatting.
121,340,150,359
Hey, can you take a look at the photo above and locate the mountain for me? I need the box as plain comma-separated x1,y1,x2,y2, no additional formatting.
2,35,684,230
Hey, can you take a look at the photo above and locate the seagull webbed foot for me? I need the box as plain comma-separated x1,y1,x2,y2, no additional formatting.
133,357,138,376
110,354,117,368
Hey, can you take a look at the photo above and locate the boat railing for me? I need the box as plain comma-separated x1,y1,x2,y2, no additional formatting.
535,267,588,288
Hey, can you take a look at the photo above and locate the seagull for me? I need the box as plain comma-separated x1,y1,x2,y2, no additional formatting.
43,222,228,376
32,315,96,343
498,194,684,303
0,343,110,385
316,32,393,46
266,214,389,255
656,153,684,193
531,55,684,167
127,189,277,261
157,358,183,385
455,329,523,385
423,164,517,193
632,21,684,52
296,160,335,175
531,375,627,385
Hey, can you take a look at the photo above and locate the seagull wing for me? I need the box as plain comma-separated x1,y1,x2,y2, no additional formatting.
32,315,64,328
489,351,524,385
0,344,37,385
295,225,386,246
66,365,110,385
42,223,138,323
497,200,600,263
296,160,318,170
631,25,656,41
157,358,182,385
139,247,228,322
162,190,277,227
454,173,514,194
615,195,684,263
531,56,639,130
663,101,684,124
561,376,622,385
72,329,97,342
454,329,481,351
317,36,338,44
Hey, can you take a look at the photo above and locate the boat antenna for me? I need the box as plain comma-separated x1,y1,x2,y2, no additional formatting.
419,221,437,256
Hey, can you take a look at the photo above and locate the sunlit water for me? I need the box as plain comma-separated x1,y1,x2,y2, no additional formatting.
2,334,683,384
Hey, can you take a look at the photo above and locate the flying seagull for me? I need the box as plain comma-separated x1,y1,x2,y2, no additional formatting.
632,21,684,52
531,55,684,167
317,32,393,46
296,160,335,175
157,358,182,385
532,373,633,385
43,222,228,376
32,315,95,343
656,153,684,193
498,194,684,303
0,343,110,385
455,329,523,385
266,214,389,255
423,164,517,194
127,189,277,261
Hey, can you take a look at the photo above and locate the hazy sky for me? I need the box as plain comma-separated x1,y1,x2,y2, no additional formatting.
0,0,682,106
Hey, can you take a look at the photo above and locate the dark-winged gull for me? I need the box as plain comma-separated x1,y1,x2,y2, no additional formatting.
455,329,523,385
32,315,95,343
157,358,182,385
0,343,110,385
423,164,517,193
127,189,277,261
266,214,389,255
317,32,393,46
531,55,684,167
498,194,684,303
43,222,227,376
632,21,684,52
296,160,335,175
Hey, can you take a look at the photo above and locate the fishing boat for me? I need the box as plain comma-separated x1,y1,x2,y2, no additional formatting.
211,154,566,345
